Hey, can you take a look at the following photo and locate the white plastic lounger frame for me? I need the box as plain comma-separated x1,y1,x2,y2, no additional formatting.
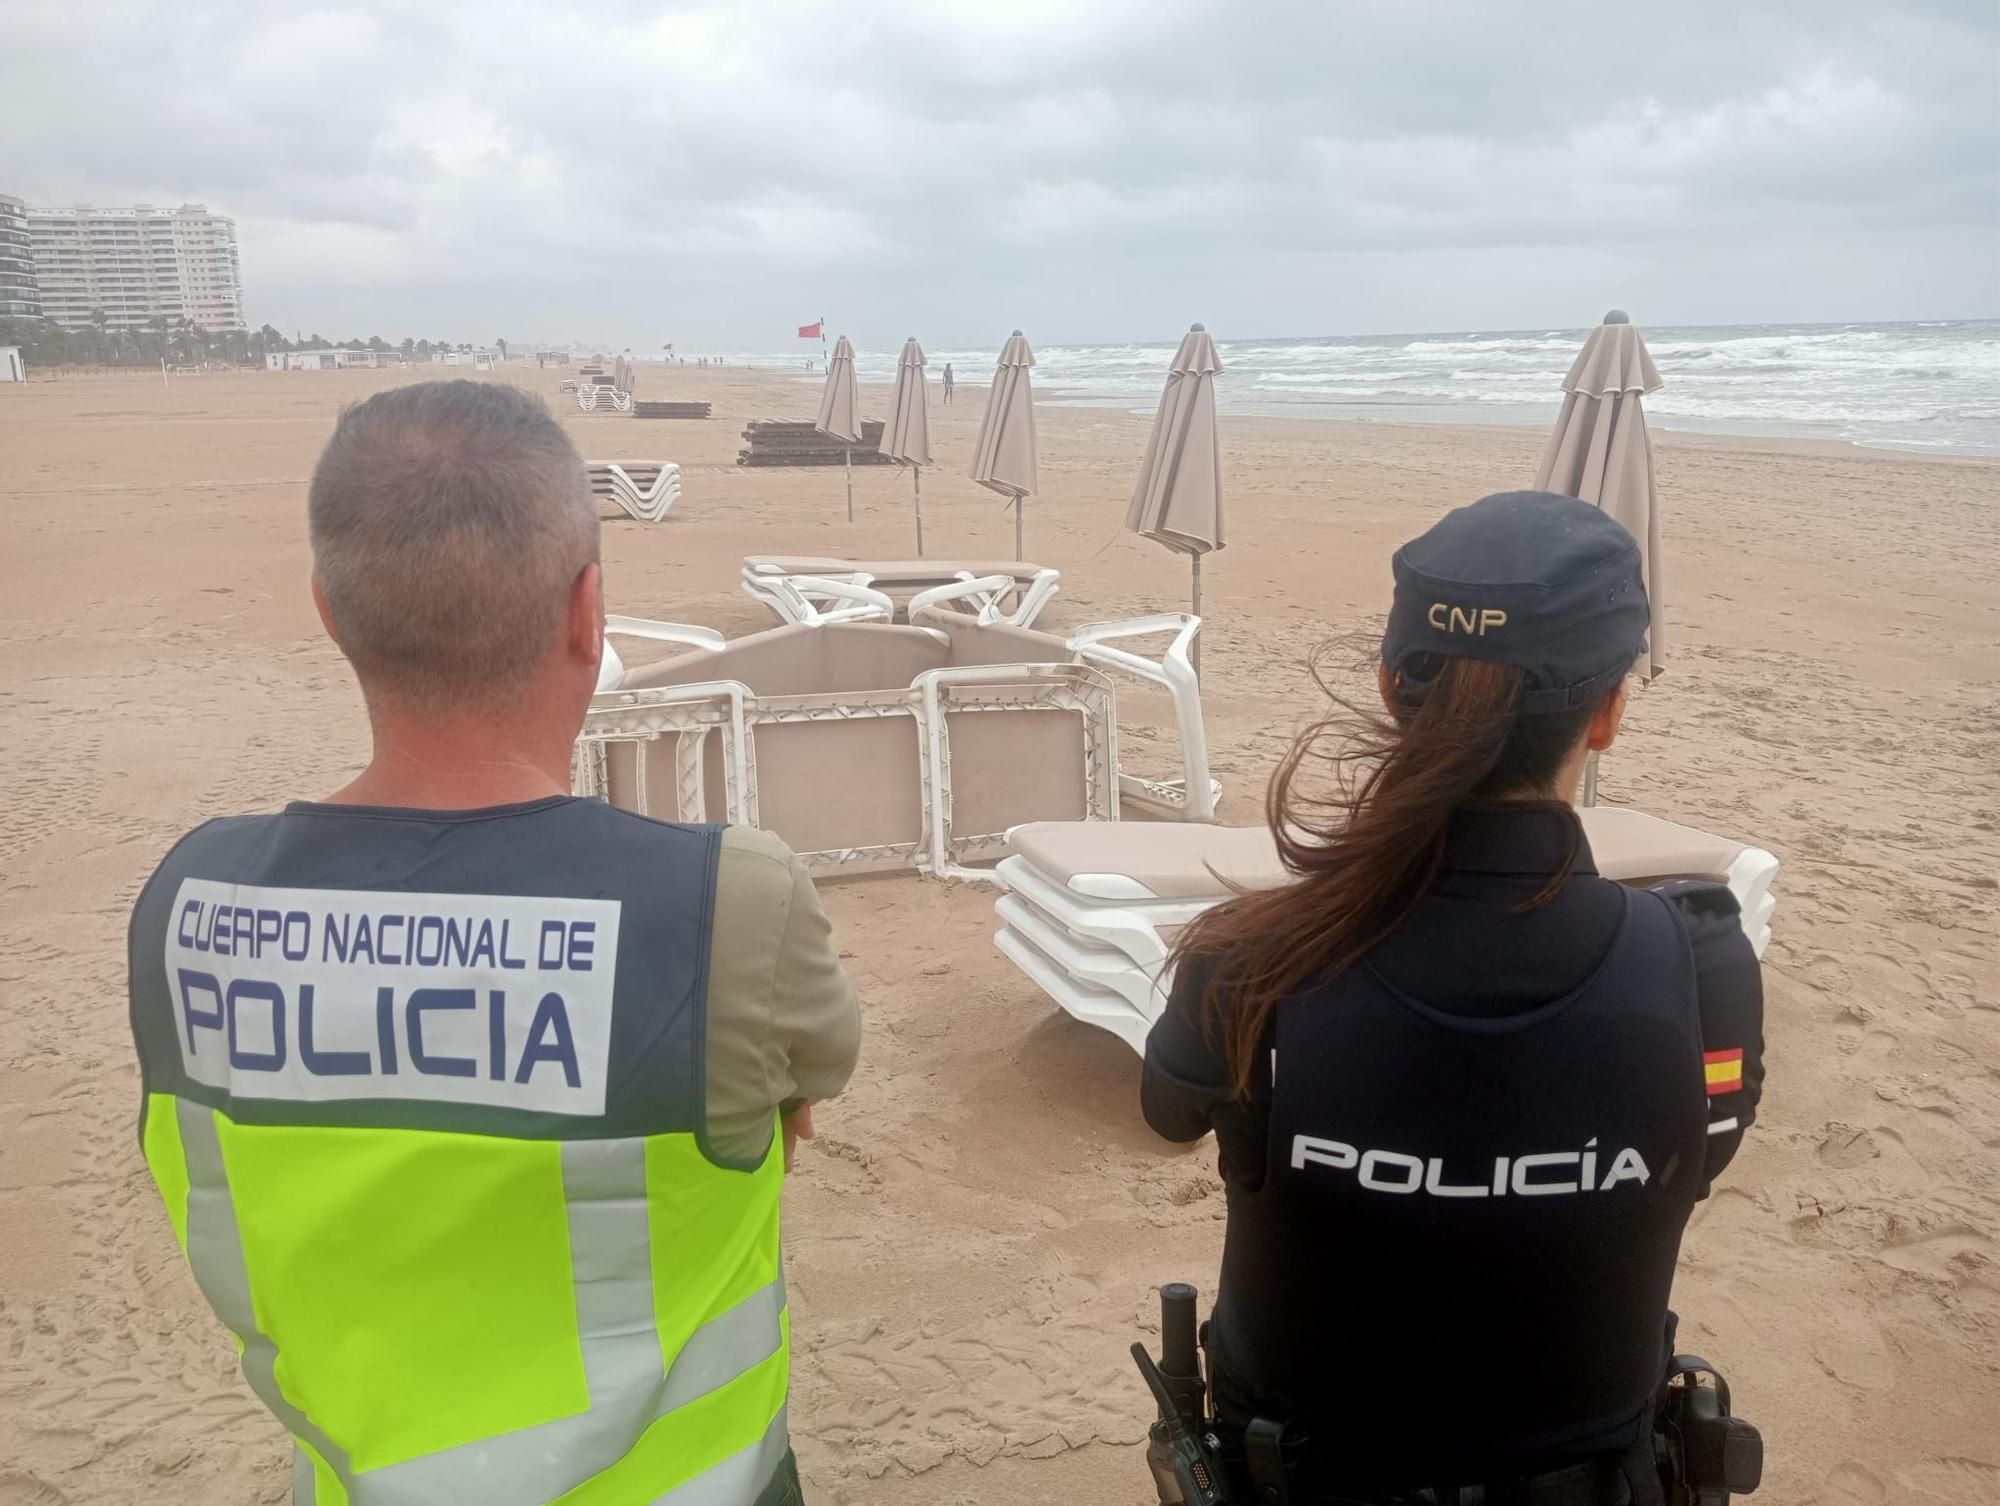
576,383,633,413
905,571,1063,629
904,578,1216,824
739,567,880,623
580,621,1111,882
587,461,681,523
742,561,1062,629
751,575,897,627
596,616,726,693
573,680,756,828
1068,615,1216,822
918,662,1119,882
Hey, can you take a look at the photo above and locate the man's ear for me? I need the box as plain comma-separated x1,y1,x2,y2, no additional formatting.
311,575,342,647
567,562,604,670
1588,680,1630,753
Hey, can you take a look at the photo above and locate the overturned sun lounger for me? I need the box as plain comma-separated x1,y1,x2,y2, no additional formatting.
993,808,1781,1054
742,556,1061,628
575,588,1218,879
587,461,681,523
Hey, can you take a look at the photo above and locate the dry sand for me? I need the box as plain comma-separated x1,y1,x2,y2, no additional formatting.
0,363,1994,1505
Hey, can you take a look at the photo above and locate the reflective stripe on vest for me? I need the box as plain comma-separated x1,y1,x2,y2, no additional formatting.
168,1097,787,1505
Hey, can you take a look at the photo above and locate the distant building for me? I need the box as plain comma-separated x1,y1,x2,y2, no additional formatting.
267,349,390,371
0,345,24,382
26,202,244,332
0,196,40,318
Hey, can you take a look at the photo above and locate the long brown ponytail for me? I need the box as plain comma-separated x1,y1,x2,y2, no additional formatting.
1175,649,1598,1100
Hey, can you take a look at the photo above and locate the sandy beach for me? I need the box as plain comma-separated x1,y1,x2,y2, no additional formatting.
0,363,1994,1505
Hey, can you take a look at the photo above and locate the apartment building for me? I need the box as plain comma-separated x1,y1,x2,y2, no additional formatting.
25,202,245,331
0,195,41,318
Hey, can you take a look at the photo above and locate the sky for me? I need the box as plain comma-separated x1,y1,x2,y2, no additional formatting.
4,0,1995,349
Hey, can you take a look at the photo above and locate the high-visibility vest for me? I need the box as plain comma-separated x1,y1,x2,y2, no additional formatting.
128,800,789,1505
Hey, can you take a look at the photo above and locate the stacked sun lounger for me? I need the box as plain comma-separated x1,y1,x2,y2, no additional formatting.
993,808,1781,1054
633,401,713,420
576,383,633,413
737,419,890,467
587,461,681,522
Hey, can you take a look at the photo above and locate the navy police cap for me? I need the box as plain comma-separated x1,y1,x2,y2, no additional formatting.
1381,490,1650,713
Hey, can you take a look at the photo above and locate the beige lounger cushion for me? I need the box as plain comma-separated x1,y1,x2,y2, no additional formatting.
1008,820,1291,898
1580,807,1747,887
909,607,1069,668
1009,807,1752,901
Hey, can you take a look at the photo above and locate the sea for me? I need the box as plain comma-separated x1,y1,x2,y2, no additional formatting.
718,319,2000,456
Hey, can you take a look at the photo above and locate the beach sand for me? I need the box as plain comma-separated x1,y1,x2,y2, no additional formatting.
0,363,1994,1505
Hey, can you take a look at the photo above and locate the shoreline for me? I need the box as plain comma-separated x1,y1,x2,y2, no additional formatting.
751,363,2000,462
13,360,1997,463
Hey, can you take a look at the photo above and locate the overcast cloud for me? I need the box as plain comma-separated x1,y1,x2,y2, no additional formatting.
4,0,1994,348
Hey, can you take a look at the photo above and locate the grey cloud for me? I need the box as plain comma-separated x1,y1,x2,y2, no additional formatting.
4,0,1993,346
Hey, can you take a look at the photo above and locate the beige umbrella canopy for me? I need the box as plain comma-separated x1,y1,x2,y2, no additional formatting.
969,331,1038,559
880,337,933,554
1535,309,1665,806
1535,310,1667,681
816,334,862,522
1126,324,1225,664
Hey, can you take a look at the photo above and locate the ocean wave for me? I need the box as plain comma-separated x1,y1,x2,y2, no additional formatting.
733,320,2000,451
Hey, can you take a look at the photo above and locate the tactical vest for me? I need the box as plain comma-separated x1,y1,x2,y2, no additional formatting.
1209,884,1708,1475
128,797,788,1505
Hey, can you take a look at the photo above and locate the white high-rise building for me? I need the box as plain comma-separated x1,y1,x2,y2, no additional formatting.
0,195,40,318
26,202,245,332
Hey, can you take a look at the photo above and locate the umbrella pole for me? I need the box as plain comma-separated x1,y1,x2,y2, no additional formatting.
1015,494,1024,562
913,466,925,556
1190,554,1203,680
844,446,853,523
1581,749,1600,807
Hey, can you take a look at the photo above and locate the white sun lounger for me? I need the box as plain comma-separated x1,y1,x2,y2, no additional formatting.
582,590,1220,877
742,557,1061,628
588,461,681,523
993,808,1781,1054
576,383,633,413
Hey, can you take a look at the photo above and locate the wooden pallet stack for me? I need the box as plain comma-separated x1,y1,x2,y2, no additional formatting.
633,401,713,420
737,419,891,467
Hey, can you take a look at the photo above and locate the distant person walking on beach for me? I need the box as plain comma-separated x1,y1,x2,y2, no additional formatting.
942,361,955,403
128,381,857,1506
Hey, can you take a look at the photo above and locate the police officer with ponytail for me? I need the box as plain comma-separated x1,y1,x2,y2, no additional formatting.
1142,492,1765,1505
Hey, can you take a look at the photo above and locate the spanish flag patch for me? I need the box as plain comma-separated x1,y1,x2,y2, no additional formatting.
1704,1049,1745,1096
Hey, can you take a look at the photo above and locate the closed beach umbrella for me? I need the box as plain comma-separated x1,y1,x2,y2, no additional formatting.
1535,309,1665,804
817,335,862,522
880,337,933,554
969,330,1039,560
1536,310,1666,680
1126,323,1225,667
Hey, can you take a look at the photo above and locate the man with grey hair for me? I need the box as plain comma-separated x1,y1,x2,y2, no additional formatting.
127,381,856,1506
